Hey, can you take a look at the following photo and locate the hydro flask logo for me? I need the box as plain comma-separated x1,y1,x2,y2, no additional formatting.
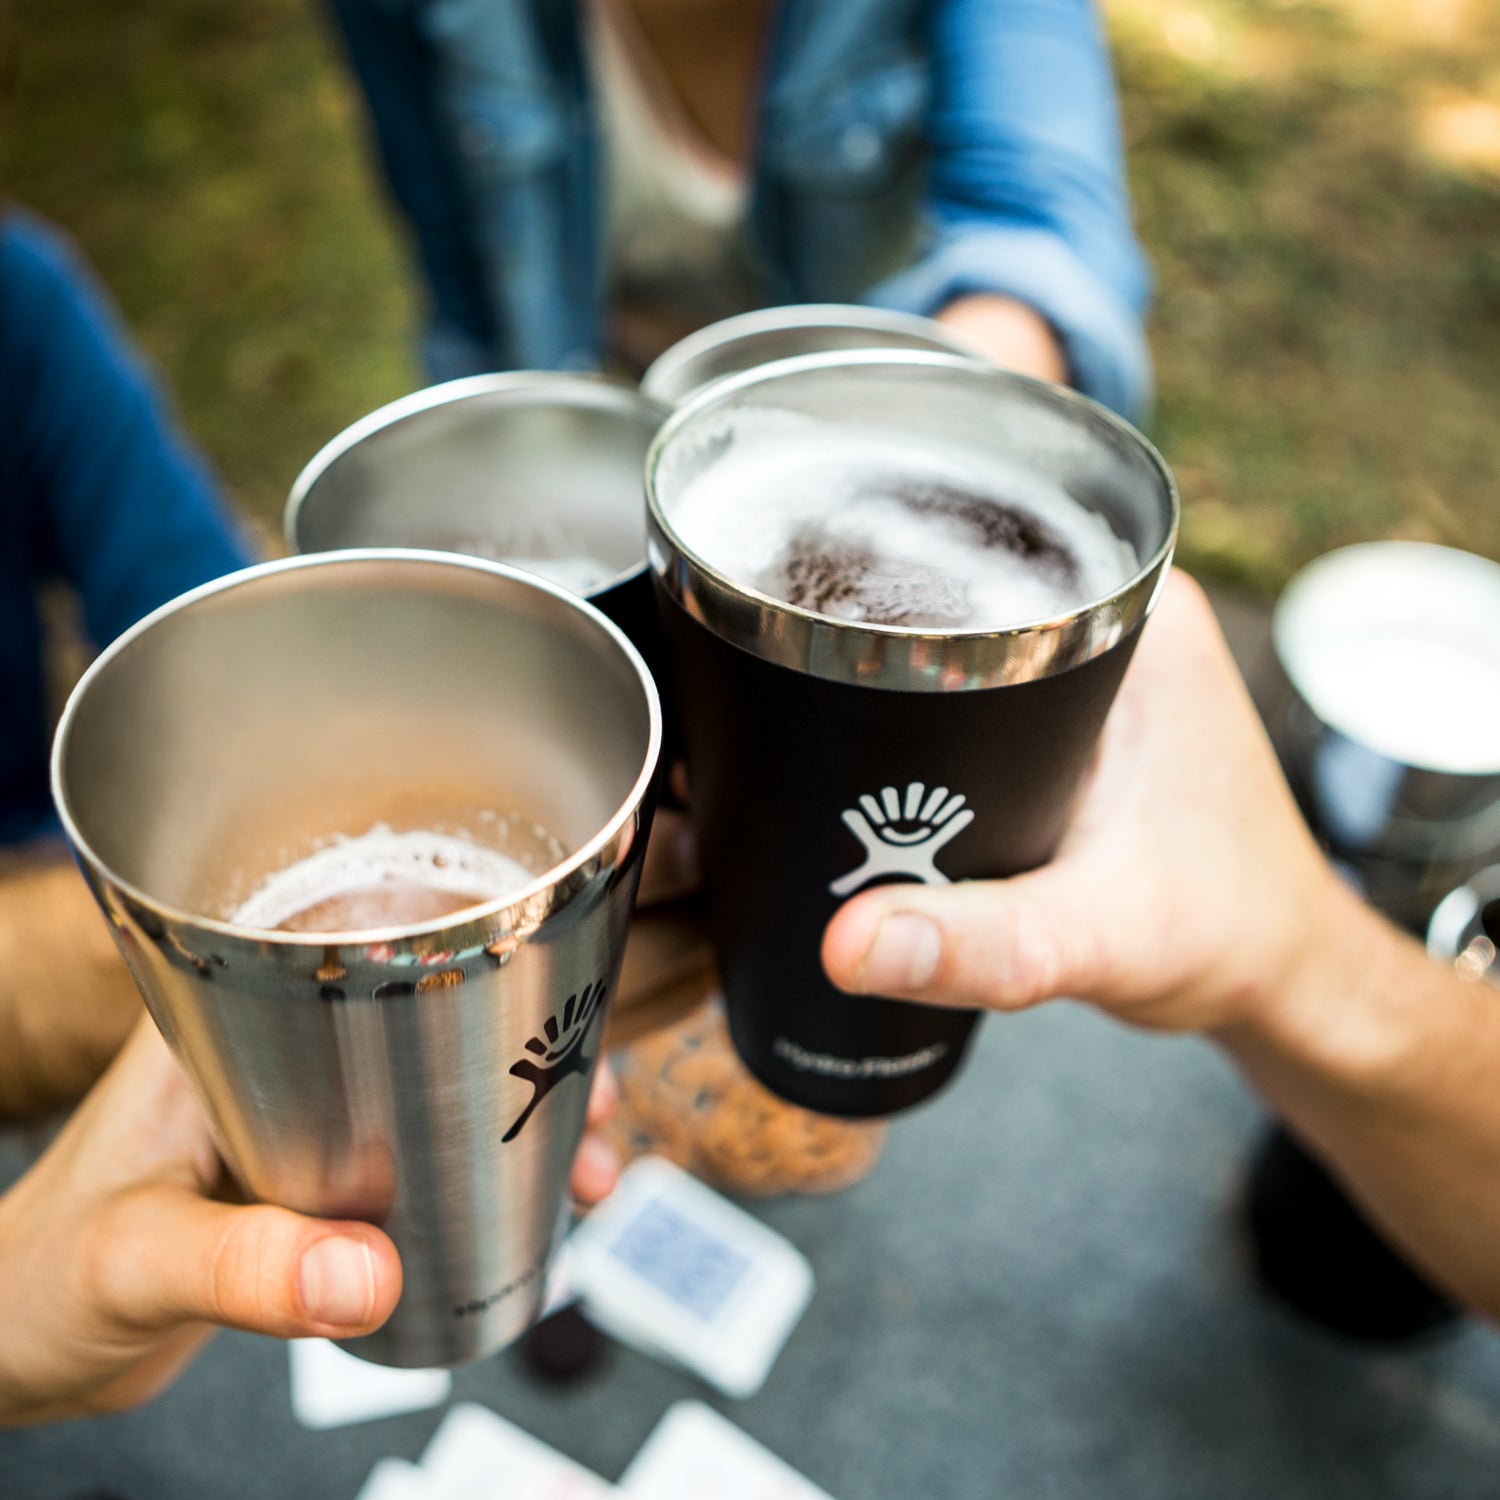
829,781,975,897
502,979,607,1143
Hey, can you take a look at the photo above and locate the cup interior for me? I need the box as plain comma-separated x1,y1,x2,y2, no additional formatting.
289,378,664,598
53,554,658,931
651,354,1176,618
1274,542,1500,777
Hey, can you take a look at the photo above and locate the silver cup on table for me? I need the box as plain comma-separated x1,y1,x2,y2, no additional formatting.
51,551,661,1367
1269,541,1500,931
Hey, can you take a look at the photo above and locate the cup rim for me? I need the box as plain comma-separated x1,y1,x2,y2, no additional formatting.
284,371,669,599
639,303,982,404
50,548,663,948
645,349,1180,688
1273,540,1500,779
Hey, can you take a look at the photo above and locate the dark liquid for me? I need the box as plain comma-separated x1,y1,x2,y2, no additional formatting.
764,482,1083,629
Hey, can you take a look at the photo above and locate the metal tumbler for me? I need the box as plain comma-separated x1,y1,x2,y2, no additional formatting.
647,352,1178,1116
1270,542,1500,932
285,373,670,674
52,552,661,1367
640,303,978,407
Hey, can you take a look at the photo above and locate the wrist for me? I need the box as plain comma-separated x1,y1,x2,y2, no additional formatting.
1213,871,1447,1102
934,294,1069,386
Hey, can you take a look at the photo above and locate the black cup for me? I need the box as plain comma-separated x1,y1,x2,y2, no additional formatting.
646,353,1179,1116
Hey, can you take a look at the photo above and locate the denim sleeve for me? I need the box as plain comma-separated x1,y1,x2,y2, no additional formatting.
868,0,1153,423
7,213,254,650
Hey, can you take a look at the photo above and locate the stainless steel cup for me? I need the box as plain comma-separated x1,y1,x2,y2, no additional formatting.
640,304,978,407
647,351,1177,1115
285,373,669,667
1270,542,1500,931
52,551,661,1367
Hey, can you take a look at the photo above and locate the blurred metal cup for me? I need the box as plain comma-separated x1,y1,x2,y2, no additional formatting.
286,374,670,673
1428,865,1500,987
640,303,978,407
1270,542,1500,930
52,552,661,1367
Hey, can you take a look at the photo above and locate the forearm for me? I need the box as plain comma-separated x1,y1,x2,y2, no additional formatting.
0,853,140,1117
867,0,1152,420
1218,882,1500,1321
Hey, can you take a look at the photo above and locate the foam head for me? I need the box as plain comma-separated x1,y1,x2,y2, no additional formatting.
666,408,1140,632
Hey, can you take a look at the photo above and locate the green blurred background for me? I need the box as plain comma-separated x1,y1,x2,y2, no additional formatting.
6,0,1499,590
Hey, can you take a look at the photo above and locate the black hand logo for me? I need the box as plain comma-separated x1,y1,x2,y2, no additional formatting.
502,980,607,1143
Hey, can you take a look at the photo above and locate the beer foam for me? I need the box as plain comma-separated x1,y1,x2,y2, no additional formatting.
231,825,539,931
501,553,620,595
421,508,639,598
426,534,623,596
667,410,1139,630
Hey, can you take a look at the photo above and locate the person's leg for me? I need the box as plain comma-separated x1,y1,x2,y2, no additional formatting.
321,0,498,380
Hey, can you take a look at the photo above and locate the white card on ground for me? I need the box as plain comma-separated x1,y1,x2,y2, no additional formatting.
618,1401,837,1500
539,1240,579,1319
289,1338,451,1431
568,1155,814,1398
418,1401,613,1499
355,1457,434,1500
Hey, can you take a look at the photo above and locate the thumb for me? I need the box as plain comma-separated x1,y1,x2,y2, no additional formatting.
822,871,1098,1013
99,1188,403,1341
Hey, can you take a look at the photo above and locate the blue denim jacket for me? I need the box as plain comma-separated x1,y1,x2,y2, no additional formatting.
329,0,1151,420
1,213,252,845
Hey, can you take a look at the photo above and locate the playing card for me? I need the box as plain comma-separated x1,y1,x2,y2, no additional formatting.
417,1401,613,1499
569,1155,814,1398
618,1401,836,1500
288,1338,451,1431
539,1240,579,1319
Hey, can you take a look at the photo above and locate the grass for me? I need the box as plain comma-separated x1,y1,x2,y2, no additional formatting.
5,0,1500,588
1115,0,1500,586
4,0,416,544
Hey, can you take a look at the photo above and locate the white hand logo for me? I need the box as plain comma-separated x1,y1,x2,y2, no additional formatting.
829,781,976,897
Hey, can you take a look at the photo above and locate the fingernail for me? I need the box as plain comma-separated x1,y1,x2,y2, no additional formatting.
858,913,942,993
300,1236,375,1328
576,1134,621,1185
593,1063,619,1114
